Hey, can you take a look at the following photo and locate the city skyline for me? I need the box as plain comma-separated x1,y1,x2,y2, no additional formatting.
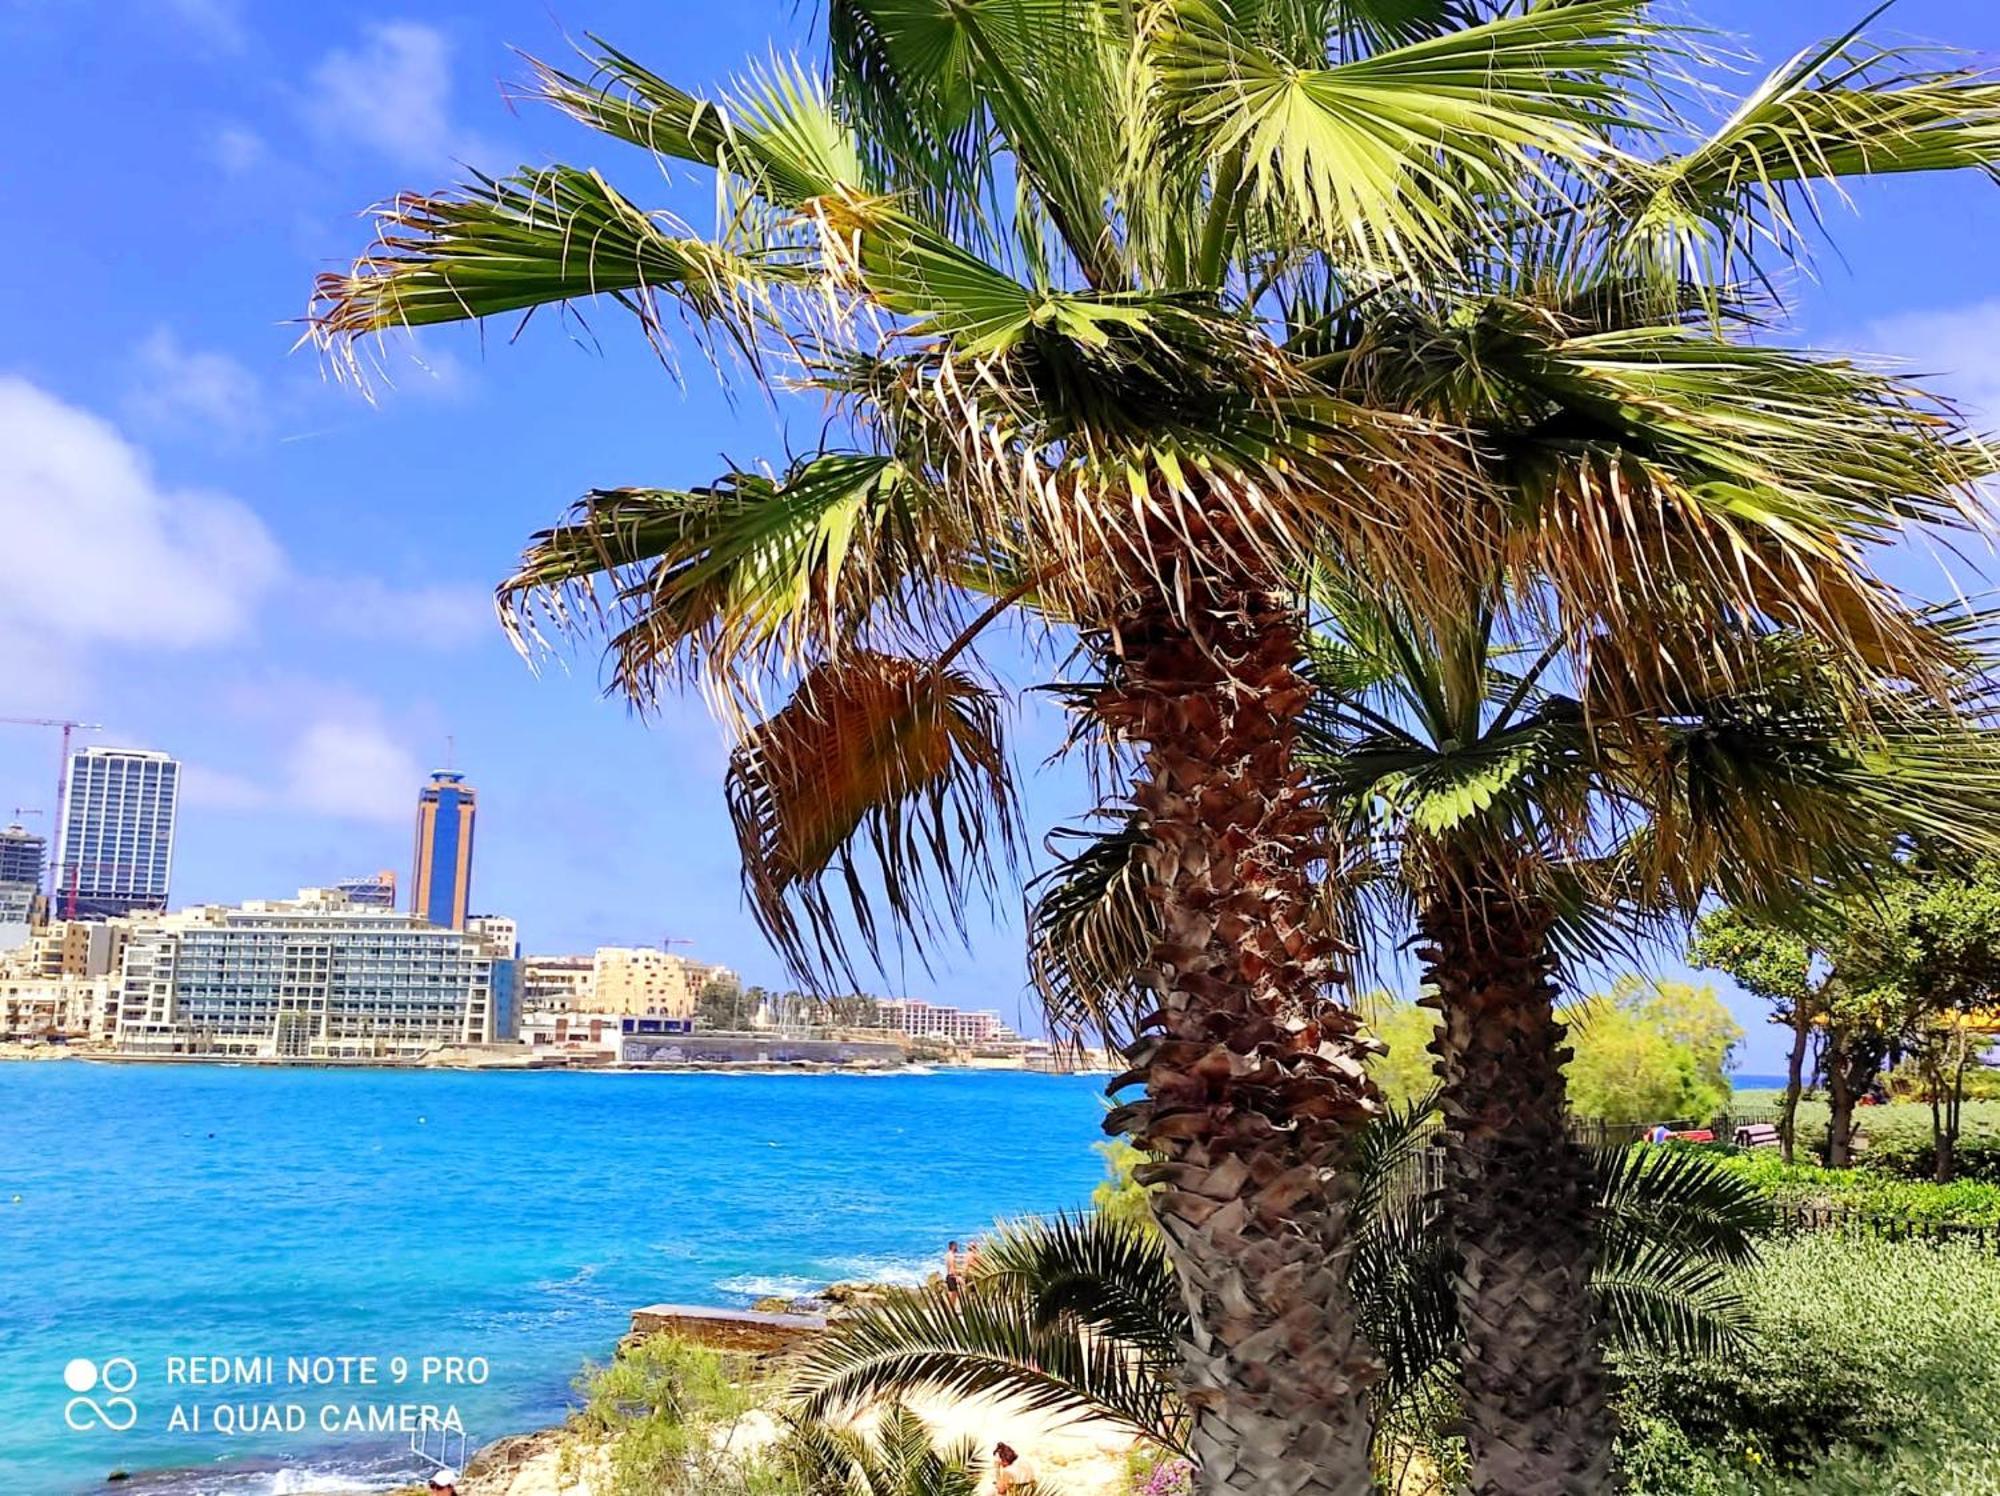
0,0,1993,1066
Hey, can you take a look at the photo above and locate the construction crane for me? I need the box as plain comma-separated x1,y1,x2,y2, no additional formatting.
0,717,104,901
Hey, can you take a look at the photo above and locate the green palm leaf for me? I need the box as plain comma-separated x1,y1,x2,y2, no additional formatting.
496,454,952,702
790,1281,1192,1452
308,166,794,366
980,1212,1186,1364
1155,0,1662,273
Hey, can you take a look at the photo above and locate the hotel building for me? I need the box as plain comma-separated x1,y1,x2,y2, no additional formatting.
873,996,1018,1046
114,888,518,1060
57,747,180,918
411,770,476,930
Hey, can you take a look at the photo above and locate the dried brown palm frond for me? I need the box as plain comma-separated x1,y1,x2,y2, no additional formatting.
725,650,1021,984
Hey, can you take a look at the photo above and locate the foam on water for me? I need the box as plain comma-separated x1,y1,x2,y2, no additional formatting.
713,1273,823,1300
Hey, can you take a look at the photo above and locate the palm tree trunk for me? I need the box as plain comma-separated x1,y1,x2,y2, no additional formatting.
1100,557,1382,1496
1417,880,1612,1496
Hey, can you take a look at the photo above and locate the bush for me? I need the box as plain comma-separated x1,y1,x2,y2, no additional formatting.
571,1336,783,1496
1698,1146,2000,1227
1614,1235,2000,1491
1849,1099,2000,1183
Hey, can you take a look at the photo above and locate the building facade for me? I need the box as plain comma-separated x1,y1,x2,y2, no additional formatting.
334,870,398,909
0,974,114,1040
114,889,516,1060
521,954,595,1013
872,997,1018,1047
466,914,518,959
590,948,718,1020
0,822,46,887
411,771,476,930
57,748,180,919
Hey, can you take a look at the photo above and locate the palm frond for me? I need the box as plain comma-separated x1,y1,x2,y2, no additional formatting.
726,652,1021,986
979,1212,1186,1363
1153,0,1663,275
1023,818,1158,1046
789,1282,1191,1453
1609,27,2000,279
1594,1244,1750,1363
308,166,794,373
1591,1143,1770,1269
527,43,866,206
496,453,960,702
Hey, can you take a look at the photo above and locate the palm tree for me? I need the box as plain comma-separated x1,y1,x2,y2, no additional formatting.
788,1099,1771,1488
311,4,2000,1489
782,1403,983,1496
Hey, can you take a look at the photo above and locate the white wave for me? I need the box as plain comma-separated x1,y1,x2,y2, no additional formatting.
812,1253,936,1287
261,1469,382,1495
715,1273,821,1299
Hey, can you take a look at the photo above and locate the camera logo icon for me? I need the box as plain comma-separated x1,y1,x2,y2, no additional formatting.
63,1358,138,1432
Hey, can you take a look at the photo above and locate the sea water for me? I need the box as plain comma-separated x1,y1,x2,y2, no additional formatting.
0,1063,1110,1495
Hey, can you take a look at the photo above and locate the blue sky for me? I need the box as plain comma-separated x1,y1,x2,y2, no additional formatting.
1,0,1996,1067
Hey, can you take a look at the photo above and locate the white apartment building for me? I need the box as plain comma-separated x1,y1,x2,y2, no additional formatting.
873,997,1018,1046
522,954,596,1013
0,974,115,1040
466,914,519,959
115,889,514,1060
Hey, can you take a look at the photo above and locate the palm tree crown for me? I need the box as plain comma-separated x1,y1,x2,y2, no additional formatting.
312,4,2000,1491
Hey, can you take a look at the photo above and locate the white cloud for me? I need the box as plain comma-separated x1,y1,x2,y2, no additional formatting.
124,326,266,442
156,0,246,52
209,124,268,175
297,577,496,651
180,762,273,812
185,716,426,825
0,376,284,651
301,21,493,170
286,719,425,823
1852,298,2000,430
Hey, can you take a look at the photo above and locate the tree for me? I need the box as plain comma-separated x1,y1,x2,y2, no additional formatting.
1699,866,2000,1176
313,5,2000,1490
1562,980,1740,1128
1846,863,2000,1180
1362,996,1442,1109
698,977,754,1032
791,1103,1769,1484
1690,911,1825,1164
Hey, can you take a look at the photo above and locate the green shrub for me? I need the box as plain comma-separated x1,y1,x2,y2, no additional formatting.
1697,1146,2000,1227
1614,1235,2000,1489
571,1335,785,1496
1850,1100,2000,1183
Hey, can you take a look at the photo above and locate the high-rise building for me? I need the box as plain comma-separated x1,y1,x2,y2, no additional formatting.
334,870,397,909
57,748,180,919
410,770,476,930
0,823,46,887
115,888,517,1059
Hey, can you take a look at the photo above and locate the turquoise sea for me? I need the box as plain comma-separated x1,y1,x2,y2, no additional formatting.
0,1063,1110,1495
